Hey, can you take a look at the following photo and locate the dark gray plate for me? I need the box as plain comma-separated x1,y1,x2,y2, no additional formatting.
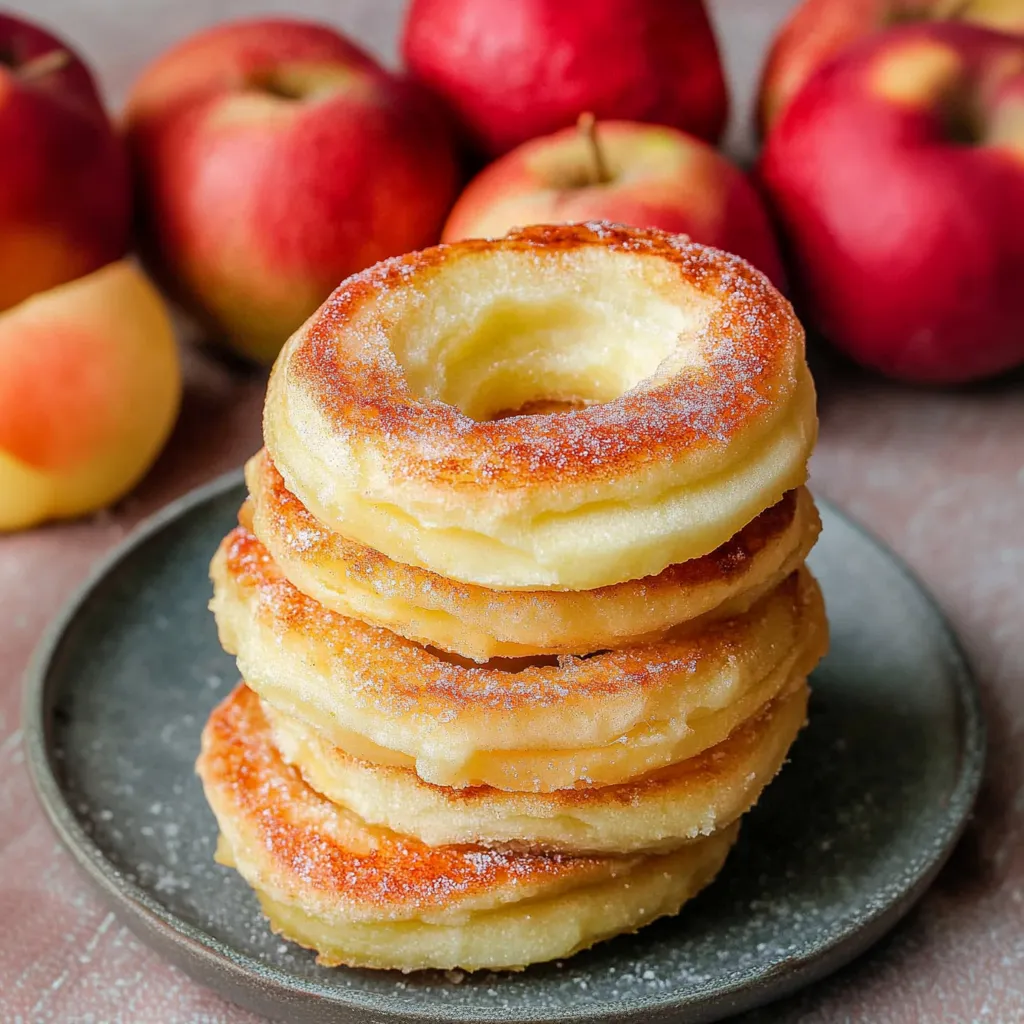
24,472,984,1024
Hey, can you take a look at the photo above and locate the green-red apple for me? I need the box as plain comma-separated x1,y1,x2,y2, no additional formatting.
0,261,181,530
127,18,460,364
443,119,786,289
760,23,1024,382
758,0,1024,134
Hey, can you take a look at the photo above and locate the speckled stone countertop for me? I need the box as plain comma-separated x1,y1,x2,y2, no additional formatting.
1,2,1022,1021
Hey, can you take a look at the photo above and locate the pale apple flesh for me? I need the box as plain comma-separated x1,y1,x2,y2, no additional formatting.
0,262,181,530
443,120,786,289
758,0,1024,134
760,23,1024,382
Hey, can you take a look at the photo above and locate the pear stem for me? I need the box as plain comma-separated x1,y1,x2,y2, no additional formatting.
17,49,71,82
577,112,611,185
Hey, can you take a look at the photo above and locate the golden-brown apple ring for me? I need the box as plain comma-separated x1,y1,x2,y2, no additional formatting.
266,682,808,855
264,222,817,590
198,684,739,972
209,526,828,792
245,449,821,661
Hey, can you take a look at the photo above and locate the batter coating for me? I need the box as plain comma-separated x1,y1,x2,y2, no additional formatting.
198,685,739,972
246,449,821,661
210,526,828,791
264,222,816,589
267,683,809,854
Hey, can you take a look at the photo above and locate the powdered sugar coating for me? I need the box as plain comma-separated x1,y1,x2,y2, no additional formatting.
253,448,803,600
197,685,622,914
216,525,815,717
242,448,820,660
283,222,805,494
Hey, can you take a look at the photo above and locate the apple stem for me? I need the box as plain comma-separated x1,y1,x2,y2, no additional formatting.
933,0,972,17
17,49,71,83
577,112,611,186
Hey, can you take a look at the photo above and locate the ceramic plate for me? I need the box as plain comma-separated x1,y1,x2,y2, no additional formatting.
24,472,984,1024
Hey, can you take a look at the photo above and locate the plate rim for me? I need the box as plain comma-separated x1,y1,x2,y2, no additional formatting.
21,469,987,1024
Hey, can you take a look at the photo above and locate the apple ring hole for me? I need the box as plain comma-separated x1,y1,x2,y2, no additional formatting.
386,246,711,423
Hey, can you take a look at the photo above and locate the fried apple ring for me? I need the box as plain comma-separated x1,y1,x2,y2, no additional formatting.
267,683,808,855
264,222,816,590
198,684,739,972
246,449,821,661
209,526,828,792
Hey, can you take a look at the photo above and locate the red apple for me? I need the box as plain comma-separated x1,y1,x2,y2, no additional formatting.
0,13,130,312
126,18,460,364
760,23,1024,383
402,0,728,157
758,0,1024,134
443,118,786,289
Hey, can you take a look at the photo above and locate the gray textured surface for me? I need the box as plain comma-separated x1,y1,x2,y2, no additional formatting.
24,478,982,1023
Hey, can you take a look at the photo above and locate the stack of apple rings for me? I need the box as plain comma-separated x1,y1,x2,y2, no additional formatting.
198,223,828,973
